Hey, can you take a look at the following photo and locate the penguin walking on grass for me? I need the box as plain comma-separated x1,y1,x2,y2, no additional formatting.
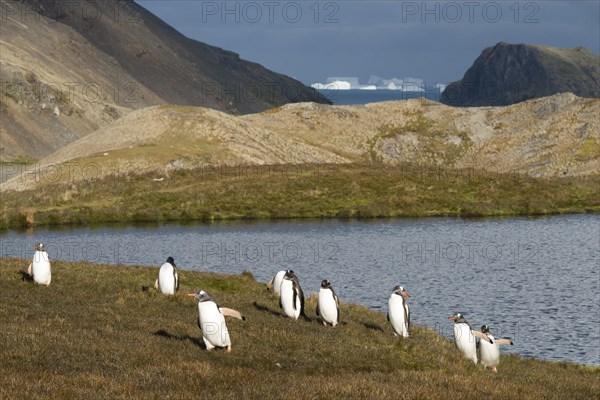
316,280,340,327
449,312,479,364
388,285,410,337
154,257,179,295
188,290,245,352
27,243,51,286
478,324,514,372
279,270,305,319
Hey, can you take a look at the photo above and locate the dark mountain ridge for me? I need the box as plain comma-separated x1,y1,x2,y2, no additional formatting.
441,42,600,106
0,0,329,160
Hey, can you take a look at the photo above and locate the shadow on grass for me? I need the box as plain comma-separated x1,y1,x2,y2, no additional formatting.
153,329,203,349
19,271,33,282
252,301,285,318
362,322,385,332
252,301,315,323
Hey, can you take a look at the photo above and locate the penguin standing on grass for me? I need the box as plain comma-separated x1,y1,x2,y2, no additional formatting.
449,312,480,364
27,243,51,286
155,257,179,295
279,270,305,319
316,280,340,327
478,324,514,372
188,290,245,352
387,285,410,337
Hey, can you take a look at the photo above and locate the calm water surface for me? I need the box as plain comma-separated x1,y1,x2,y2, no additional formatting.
2,214,598,366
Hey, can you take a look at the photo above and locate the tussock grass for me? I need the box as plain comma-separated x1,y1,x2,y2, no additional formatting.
1,258,598,399
1,163,598,230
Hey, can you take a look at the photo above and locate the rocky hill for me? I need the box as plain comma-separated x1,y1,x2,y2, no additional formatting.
441,42,600,106
2,93,598,191
0,0,329,161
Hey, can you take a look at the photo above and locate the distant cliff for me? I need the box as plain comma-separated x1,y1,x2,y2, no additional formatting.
441,42,600,106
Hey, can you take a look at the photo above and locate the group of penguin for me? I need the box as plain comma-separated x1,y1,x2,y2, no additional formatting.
26,244,513,371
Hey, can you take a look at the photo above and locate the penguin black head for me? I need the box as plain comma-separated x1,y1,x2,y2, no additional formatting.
321,280,331,288
33,243,46,252
481,325,490,334
449,312,468,324
187,290,213,303
166,256,175,266
284,270,296,279
392,285,410,299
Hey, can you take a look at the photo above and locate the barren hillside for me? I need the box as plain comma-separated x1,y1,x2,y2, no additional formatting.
0,0,328,161
2,93,598,191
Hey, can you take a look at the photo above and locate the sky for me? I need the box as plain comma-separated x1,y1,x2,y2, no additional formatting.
136,1,600,86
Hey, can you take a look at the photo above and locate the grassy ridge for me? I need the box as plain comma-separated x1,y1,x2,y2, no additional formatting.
1,163,599,229
0,258,598,399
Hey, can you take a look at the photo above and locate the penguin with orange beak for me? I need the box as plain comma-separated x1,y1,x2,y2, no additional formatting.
387,285,410,337
449,312,479,363
188,290,245,352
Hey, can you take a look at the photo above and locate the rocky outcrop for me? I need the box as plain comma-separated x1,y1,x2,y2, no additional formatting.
441,42,600,106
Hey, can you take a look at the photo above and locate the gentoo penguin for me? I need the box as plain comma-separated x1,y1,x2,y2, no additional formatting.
27,243,51,286
266,270,286,296
188,290,245,352
316,280,340,327
279,270,305,319
387,285,410,337
478,324,514,372
154,257,179,295
449,312,479,364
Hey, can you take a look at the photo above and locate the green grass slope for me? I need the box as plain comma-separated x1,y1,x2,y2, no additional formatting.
0,259,598,399
1,163,598,230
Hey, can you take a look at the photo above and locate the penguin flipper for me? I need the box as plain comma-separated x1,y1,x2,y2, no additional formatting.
387,312,390,322
298,285,305,316
266,276,274,290
174,269,179,293
496,338,513,346
478,332,494,344
154,278,159,290
220,307,245,321
27,263,32,276
332,287,340,321
473,330,483,338
316,302,320,316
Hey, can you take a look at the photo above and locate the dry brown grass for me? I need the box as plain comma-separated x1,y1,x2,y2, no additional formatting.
1,258,598,399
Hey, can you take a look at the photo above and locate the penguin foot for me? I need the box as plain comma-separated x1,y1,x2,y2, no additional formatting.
226,346,232,353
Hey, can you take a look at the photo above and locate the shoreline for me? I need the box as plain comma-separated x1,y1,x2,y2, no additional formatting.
1,257,598,399
2,256,598,368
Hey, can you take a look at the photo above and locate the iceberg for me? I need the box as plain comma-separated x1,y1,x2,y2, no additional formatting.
367,75,425,91
326,77,360,88
311,80,352,90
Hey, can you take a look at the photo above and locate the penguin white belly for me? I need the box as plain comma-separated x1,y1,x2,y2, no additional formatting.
198,302,230,348
158,263,176,295
479,336,500,368
272,271,285,296
318,288,338,325
388,295,409,337
32,251,51,286
454,323,477,363
280,280,300,319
